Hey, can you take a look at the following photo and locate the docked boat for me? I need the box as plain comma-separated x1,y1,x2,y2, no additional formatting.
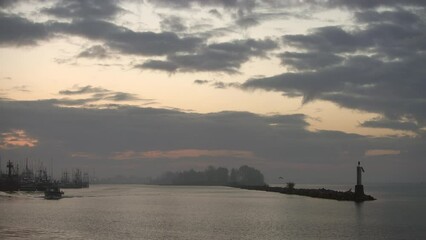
60,169,89,189
0,160,19,192
44,186,64,200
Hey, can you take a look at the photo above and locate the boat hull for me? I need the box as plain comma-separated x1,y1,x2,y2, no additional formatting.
44,187,64,200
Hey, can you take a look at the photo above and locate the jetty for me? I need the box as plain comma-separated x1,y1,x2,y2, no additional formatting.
234,185,375,202
234,161,375,202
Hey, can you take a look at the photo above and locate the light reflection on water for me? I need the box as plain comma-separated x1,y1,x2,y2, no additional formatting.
1,184,425,240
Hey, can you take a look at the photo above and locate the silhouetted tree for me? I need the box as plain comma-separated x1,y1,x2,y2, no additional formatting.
174,169,205,185
229,168,238,185
286,182,295,190
205,166,229,185
155,171,177,185
236,165,265,186
152,165,265,186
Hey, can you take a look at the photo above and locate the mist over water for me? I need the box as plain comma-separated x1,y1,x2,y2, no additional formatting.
1,184,425,240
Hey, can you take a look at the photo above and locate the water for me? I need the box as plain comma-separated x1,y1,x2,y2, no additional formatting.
1,183,425,240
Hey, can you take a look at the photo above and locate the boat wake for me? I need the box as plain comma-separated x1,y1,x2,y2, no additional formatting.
0,191,44,200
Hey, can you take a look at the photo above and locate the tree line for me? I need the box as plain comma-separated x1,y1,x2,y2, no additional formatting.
151,165,266,186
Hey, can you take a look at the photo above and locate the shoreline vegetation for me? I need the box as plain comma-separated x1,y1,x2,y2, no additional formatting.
151,165,376,202
150,165,266,186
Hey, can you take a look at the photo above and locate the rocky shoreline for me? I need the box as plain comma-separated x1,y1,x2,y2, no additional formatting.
233,185,376,202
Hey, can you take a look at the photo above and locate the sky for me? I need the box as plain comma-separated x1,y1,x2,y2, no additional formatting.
1,0,425,183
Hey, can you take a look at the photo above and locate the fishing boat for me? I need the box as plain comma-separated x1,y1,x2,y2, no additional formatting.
0,160,19,192
44,186,64,200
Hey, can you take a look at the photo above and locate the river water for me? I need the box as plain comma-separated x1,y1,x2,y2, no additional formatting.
1,183,425,239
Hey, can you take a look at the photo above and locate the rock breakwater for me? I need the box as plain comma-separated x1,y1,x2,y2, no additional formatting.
234,185,376,202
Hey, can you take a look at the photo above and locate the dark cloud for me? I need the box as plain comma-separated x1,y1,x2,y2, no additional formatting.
235,16,259,28
149,0,258,29
59,85,109,95
266,114,309,129
51,19,123,40
355,10,421,25
77,45,110,59
362,24,426,59
1,10,203,58
194,79,210,85
103,92,141,102
147,0,256,11
243,8,426,130
163,38,278,73
0,13,51,46
325,0,426,9
283,26,364,53
0,0,16,8
1,2,272,69
52,97,101,107
42,0,123,20
209,9,222,18
110,29,197,56
279,51,344,70
244,54,426,126
135,60,178,73
3,99,423,182
193,80,240,89
283,21,426,59
360,118,419,132
56,85,151,108
159,15,187,32
211,81,241,89
52,19,203,56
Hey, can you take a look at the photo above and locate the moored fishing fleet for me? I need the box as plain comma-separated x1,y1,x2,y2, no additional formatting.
60,168,89,188
0,159,90,199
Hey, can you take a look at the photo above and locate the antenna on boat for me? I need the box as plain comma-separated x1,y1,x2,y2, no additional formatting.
50,158,53,181
7,160,13,177
92,168,96,184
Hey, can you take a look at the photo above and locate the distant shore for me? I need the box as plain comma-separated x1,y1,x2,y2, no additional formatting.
233,185,376,202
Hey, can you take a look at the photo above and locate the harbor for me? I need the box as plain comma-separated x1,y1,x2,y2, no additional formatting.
0,159,89,194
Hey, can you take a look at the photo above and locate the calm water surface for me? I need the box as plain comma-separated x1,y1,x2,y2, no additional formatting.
1,183,425,239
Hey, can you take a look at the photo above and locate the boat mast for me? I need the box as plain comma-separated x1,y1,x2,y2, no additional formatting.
7,160,13,177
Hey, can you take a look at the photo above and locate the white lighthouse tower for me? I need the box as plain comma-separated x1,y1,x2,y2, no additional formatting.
355,161,365,199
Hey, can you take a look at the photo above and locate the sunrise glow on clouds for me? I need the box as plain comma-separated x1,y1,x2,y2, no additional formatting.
0,129,38,149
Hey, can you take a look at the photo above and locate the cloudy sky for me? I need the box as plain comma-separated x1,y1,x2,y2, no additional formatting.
1,0,425,183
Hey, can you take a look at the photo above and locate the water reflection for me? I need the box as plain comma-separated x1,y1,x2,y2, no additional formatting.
355,202,364,238
1,184,426,240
